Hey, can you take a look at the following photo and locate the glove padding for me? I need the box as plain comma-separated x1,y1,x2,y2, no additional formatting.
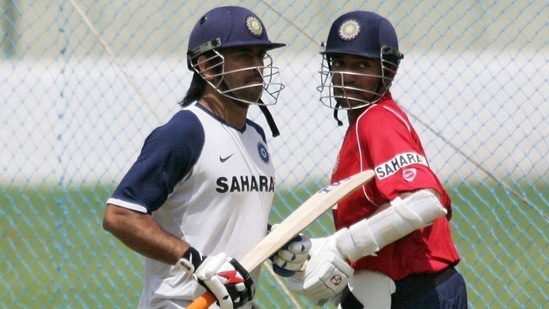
271,230,312,277
286,236,354,302
193,253,254,309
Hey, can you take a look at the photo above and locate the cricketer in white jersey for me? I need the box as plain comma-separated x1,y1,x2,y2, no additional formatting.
107,103,275,308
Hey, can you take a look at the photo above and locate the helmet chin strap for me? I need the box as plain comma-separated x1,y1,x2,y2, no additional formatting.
333,102,344,127
259,104,280,137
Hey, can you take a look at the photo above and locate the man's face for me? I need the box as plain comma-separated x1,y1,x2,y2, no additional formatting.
329,54,382,109
219,46,267,103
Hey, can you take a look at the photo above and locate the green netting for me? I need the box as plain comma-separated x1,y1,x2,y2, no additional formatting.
1,1,547,308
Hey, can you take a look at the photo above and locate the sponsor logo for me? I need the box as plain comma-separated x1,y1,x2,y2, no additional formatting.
216,175,275,193
403,168,417,182
330,274,343,286
375,152,427,180
219,153,234,163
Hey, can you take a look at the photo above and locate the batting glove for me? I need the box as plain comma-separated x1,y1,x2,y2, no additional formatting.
286,236,354,302
271,232,312,277
176,247,254,309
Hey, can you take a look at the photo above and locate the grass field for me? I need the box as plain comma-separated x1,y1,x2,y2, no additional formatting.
0,181,547,308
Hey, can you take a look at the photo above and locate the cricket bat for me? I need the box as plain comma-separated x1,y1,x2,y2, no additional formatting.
187,169,375,309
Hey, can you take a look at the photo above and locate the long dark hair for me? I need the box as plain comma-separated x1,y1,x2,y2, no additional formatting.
179,51,224,107
179,72,206,107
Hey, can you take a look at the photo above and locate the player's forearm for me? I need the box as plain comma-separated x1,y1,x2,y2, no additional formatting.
335,189,447,262
374,188,441,214
103,204,188,264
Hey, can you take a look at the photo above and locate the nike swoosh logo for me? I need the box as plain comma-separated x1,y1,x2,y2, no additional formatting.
219,153,234,163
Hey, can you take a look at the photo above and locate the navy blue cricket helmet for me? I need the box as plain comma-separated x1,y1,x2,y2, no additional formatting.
321,10,403,65
318,11,405,123
187,6,285,69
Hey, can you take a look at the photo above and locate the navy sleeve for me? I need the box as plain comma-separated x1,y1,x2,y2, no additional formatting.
110,110,204,212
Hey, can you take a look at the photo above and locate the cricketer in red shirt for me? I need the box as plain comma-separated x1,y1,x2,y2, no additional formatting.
331,92,461,281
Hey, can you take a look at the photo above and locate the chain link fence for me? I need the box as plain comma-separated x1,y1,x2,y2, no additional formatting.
1,0,547,308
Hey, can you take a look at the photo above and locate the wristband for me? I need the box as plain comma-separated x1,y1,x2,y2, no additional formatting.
176,246,206,274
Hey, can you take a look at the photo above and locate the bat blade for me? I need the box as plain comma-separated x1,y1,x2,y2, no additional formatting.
187,170,375,309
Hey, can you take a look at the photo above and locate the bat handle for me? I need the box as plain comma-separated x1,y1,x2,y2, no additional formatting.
187,291,216,309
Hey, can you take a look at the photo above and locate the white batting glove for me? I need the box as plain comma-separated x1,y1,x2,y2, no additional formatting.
176,247,254,309
271,233,312,277
286,236,354,302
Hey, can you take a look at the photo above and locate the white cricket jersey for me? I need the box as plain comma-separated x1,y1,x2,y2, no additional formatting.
107,103,275,308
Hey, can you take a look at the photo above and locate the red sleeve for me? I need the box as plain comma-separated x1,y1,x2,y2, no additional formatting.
357,104,449,206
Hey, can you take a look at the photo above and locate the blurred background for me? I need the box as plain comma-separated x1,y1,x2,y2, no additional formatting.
1,0,547,308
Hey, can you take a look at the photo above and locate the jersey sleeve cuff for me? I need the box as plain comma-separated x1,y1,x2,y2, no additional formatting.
106,198,149,213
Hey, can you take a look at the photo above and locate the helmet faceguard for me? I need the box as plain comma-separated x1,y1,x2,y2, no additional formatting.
187,6,285,106
317,11,404,115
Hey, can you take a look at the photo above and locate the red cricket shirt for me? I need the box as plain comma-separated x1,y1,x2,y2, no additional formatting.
331,92,460,281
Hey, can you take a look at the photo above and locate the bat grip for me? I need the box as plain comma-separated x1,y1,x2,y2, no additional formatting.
187,291,216,309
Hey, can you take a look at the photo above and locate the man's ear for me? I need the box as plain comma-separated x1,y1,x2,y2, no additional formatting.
196,55,211,77
196,55,215,81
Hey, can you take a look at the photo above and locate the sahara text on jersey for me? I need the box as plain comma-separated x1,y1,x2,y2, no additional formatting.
375,152,428,179
216,175,275,193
